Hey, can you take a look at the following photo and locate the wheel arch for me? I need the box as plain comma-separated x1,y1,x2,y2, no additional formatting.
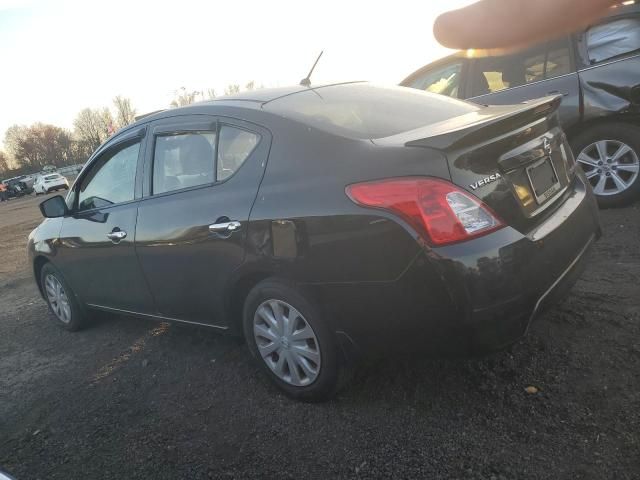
564,114,640,144
33,255,50,298
226,270,276,336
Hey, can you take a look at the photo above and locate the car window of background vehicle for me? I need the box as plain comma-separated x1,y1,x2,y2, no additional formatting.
77,141,140,211
407,62,463,97
587,17,640,63
471,38,572,96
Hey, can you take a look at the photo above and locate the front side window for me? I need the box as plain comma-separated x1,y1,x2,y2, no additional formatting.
407,62,463,98
77,140,140,211
471,40,572,97
587,17,640,64
153,132,216,194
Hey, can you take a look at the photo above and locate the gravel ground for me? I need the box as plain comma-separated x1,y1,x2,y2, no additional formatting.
0,193,639,480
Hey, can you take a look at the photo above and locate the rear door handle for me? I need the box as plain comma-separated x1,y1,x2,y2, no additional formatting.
547,90,569,97
106,230,127,242
209,221,242,234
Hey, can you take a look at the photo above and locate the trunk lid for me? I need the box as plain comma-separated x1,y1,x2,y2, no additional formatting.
375,96,578,234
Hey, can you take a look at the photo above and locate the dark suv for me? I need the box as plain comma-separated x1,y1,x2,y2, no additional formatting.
401,3,640,207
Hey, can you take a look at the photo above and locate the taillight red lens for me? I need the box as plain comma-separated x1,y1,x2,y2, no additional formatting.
346,177,505,246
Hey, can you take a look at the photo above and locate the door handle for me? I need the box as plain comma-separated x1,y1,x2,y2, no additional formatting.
547,90,569,97
106,230,127,242
209,221,242,234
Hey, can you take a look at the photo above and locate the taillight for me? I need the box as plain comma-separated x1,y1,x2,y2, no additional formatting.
346,177,505,246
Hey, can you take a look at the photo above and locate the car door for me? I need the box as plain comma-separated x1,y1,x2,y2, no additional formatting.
467,37,581,128
135,115,271,327
55,127,156,313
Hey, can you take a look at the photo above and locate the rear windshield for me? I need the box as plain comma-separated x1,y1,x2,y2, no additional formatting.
263,83,479,139
45,174,60,180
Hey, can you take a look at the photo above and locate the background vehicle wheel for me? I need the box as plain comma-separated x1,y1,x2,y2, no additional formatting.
40,263,86,331
243,279,340,402
571,123,640,208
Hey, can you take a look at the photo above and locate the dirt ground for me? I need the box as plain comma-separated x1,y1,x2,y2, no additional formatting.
0,193,639,480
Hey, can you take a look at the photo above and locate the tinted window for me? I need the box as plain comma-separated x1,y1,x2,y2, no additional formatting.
407,62,463,98
217,127,259,181
77,140,139,211
45,174,60,180
153,132,216,194
264,83,478,139
587,18,640,64
471,40,572,97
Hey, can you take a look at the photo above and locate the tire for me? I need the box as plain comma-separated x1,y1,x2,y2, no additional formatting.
40,263,86,331
243,279,340,402
570,123,640,208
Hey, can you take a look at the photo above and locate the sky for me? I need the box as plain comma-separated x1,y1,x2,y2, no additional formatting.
0,0,475,146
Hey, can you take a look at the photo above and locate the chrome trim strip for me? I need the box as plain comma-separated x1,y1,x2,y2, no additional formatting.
468,72,578,100
577,52,640,72
86,304,229,330
528,234,595,325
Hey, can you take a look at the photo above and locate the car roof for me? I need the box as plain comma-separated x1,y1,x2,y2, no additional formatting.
121,81,366,131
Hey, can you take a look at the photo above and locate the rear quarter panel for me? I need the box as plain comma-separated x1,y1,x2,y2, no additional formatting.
244,118,451,284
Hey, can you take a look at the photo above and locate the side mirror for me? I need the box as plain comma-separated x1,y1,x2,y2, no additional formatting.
39,195,69,218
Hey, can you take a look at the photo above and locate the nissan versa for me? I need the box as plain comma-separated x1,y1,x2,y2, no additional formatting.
28,83,600,401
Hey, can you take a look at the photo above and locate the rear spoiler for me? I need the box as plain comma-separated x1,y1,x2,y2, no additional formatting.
375,95,562,151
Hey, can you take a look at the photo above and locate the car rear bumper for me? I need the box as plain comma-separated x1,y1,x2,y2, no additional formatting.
315,175,601,357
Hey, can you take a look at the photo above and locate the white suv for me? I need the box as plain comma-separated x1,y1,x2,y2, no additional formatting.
34,173,69,195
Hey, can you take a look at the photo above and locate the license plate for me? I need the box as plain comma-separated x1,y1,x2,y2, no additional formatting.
526,157,561,204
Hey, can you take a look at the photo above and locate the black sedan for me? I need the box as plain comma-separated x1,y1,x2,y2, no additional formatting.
29,83,600,401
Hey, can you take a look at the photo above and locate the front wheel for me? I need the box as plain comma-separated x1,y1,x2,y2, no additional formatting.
243,279,341,402
40,263,86,331
571,123,640,208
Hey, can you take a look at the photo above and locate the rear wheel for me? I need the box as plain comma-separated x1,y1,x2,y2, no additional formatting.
571,123,640,208
40,263,86,331
243,279,340,401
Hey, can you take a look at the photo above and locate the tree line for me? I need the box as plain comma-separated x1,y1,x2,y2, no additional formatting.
0,82,258,177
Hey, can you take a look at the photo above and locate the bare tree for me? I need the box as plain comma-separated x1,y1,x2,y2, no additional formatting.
0,150,9,175
206,88,217,100
3,123,78,171
113,96,137,129
170,87,202,107
73,108,113,153
224,84,241,96
245,80,255,91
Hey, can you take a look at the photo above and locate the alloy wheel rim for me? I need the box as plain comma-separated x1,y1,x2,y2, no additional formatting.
577,139,639,196
253,299,321,387
44,274,71,324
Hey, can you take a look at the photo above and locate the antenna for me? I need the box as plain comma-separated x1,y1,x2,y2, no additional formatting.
300,51,324,87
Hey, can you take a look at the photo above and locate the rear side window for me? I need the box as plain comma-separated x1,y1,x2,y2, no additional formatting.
470,39,572,97
153,132,216,194
587,18,640,64
264,83,478,140
217,127,259,181
152,127,259,193
406,62,463,98
44,175,59,180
